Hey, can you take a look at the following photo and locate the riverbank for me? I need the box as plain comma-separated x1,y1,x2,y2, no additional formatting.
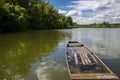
77,22,120,28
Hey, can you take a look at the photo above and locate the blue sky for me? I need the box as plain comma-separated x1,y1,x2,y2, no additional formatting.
49,0,67,8
49,0,70,10
49,0,120,24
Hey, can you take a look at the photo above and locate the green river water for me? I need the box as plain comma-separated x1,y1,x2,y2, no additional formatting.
0,28,120,80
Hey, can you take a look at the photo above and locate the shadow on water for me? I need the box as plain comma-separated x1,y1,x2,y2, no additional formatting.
0,30,67,80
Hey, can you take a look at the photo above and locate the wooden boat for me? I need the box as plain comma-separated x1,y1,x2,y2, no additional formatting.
66,41,119,80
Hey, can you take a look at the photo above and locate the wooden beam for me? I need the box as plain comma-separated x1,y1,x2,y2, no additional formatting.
74,52,78,65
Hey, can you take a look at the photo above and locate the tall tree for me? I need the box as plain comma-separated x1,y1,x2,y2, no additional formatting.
66,16,73,26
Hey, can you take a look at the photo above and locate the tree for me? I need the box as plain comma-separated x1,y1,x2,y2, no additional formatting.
101,21,110,28
0,0,5,5
5,0,28,8
0,5,21,33
66,16,73,26
0,0,75,33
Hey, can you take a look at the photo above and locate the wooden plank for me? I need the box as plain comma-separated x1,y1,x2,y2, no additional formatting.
70,73,119,80
68,43,80,47
79,47,89,65
71,47,79,65
80,53,86,65
85,48,98,64
82,53,89,65
78,46,93,65
84,52,92,65
80,52,92,65
93,54,114,73
82,47,91,65
74,52,78,65
87,51,98,64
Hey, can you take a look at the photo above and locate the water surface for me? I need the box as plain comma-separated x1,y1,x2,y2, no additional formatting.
0,28,120,80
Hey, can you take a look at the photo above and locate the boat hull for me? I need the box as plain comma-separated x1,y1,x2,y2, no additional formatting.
66,41,119,80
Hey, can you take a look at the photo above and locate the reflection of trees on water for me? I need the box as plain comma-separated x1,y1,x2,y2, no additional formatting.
0,30,68,79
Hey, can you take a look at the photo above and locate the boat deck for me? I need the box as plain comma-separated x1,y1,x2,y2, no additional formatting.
67,46,105,73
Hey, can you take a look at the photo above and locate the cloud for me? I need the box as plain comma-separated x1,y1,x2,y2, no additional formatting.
66,10,82,16
61,0,120,24
67,0,98,10
58,9,67,14
67,0,118,11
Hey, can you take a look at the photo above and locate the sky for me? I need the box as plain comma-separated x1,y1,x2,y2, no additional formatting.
49,0,120,24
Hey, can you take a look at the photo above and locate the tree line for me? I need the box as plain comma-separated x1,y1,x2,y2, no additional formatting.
78,21,120,28
0,0,73,33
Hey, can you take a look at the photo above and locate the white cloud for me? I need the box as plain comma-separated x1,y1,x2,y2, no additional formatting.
58,9,67,14
62,0,120,24
68,0,118,11
66,10,82,16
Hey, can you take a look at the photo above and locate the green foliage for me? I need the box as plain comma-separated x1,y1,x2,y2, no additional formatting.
5,0,28,8
0,3,29,33
0,5,21,33
0,0,5,5
66,16,73,26
0,1,74,33
78,21,120,28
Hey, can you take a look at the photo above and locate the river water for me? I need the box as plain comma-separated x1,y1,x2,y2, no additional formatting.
0,28,120,80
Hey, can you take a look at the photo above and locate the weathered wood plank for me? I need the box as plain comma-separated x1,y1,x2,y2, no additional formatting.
84,52,92,65
70,73,119,80
80,53,85,65
74,52,78,65
82,53,88,65
79,52,92,65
